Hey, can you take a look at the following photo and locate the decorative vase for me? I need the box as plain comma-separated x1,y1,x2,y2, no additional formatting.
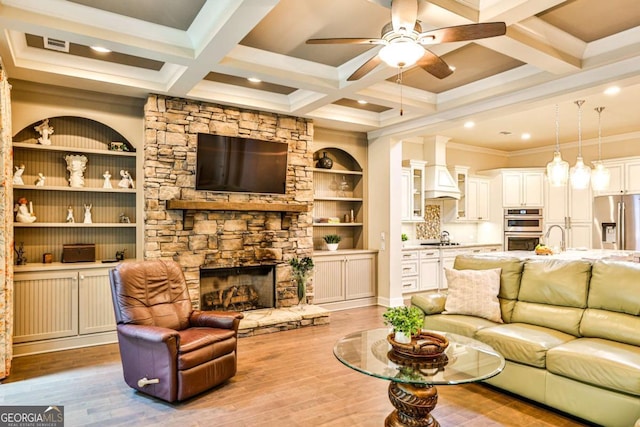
394,331,411,344
316,151,333,169
326,243,339,251
295,275,308,307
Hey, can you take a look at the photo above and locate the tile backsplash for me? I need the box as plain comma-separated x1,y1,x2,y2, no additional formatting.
416,204,441,239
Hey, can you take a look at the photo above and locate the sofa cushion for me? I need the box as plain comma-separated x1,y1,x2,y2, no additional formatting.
581,309,640,347
453,256,524,322
547,338,640,397
588,260,640,315
512,259,591,336
475,323,576,368
443,268,502,323
411,293,446,315
423,314,497,338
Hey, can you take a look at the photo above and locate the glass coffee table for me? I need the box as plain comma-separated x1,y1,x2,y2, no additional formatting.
334,328,505,427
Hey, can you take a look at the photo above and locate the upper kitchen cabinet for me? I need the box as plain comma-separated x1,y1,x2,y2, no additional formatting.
594,157,640,196
444,166,490,222
502,170,544,207
401,160,426,222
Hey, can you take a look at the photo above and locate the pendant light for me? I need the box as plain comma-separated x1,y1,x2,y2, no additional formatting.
591,106,610,191
570,100,591,189
546,104,569,186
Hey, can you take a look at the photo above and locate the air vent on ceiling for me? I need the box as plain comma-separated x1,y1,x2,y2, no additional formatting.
43,37,69,53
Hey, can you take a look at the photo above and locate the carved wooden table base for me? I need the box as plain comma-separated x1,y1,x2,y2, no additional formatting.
385,382,439,427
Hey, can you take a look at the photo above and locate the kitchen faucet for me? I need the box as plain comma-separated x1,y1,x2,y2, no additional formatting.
544,224,565,252
440,230,450,245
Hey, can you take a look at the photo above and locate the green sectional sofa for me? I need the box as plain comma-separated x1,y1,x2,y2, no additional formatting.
411,255,640,427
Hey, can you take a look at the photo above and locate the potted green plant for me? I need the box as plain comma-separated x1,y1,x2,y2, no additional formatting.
323,234,342,251
401,233,408,247
383,305,424,344
289,256,314,306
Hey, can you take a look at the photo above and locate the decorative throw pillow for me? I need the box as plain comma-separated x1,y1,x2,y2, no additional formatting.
443,268,503,323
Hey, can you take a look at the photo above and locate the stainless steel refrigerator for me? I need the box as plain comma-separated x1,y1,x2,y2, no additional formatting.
592,194,640,250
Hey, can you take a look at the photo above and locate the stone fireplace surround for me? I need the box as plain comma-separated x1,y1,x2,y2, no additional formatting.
143,95,316,312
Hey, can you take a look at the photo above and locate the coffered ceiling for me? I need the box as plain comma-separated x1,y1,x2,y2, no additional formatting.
0,0,639,151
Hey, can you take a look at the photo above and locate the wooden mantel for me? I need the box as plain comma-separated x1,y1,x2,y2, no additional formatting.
166,200,310,230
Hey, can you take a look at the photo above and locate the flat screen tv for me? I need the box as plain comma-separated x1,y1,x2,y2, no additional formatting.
196,133,288,194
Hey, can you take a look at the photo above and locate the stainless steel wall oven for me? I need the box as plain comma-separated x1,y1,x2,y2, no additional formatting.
504,208,543,251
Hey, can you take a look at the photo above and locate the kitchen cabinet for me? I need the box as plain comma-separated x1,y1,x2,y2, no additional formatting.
401,250,419,292
401,160,426,222
313,251,377,306
13,265,116,356
545,180,592,249
419,249,440,291
444,167,490,222
502,171,544,207
467,177,490,221
594,158,640,196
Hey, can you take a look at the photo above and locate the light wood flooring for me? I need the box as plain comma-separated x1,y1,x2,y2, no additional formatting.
1,306,592,426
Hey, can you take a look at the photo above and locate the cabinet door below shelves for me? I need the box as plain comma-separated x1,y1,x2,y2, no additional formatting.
14,271,79,343
345,253,376,299
79,268,116,335
419,257,439,291
313,256,345,304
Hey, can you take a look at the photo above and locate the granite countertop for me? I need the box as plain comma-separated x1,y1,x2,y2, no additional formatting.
402,242,502,250
477,250,640,262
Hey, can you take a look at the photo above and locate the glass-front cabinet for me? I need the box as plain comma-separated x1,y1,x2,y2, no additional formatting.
401,159,426,222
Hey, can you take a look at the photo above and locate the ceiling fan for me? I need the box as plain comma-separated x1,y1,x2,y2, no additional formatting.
306,0,507,81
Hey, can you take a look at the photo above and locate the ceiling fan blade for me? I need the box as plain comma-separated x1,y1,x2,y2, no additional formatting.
306,38,385,45
419,22,506,44
391,0,418,33
347,55,383,81
417,50,453,79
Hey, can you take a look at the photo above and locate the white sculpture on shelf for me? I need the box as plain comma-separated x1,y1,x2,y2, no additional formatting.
14,197,36,223
118,170,134,189
13,164,25,185
65,154,88,188
66,205,75,223
83,204,92,224
103,170,112,189
34,119,54,145
35,173,46,187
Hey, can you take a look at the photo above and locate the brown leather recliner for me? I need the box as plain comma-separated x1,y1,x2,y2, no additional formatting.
109,260,244,402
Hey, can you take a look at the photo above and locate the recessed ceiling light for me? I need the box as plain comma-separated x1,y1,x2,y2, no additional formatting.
357,99,368,105
604,86,620,95
91,46,111,53
521,133,531,140
247,77,261,83
463,121,475,128
449,65,456,71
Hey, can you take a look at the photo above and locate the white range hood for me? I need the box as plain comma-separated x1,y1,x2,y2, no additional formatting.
423,136,460,200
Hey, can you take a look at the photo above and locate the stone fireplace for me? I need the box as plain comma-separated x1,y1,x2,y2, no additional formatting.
200,264,276,312
143,95,314,309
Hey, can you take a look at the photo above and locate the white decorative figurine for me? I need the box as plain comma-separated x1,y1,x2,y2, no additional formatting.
35,173,46,187
34,119,54,145
66,205,75,223
103,170,112,189
118,170,134,189
14,197,36,223
13,164,25,185
65,154,88,188
83,204,92,224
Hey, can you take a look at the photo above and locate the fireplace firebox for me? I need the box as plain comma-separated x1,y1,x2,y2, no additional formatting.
199,264,276,312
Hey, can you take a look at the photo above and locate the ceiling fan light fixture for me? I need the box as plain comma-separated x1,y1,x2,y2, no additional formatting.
379,40,423,68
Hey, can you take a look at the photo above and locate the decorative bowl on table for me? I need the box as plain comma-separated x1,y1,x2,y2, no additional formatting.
387,331,450,359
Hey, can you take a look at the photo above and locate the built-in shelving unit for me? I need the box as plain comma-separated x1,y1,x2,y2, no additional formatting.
312,149,364,250
12,116,139,264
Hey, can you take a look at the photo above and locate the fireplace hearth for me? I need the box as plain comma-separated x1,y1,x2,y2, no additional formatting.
200,264,276,312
